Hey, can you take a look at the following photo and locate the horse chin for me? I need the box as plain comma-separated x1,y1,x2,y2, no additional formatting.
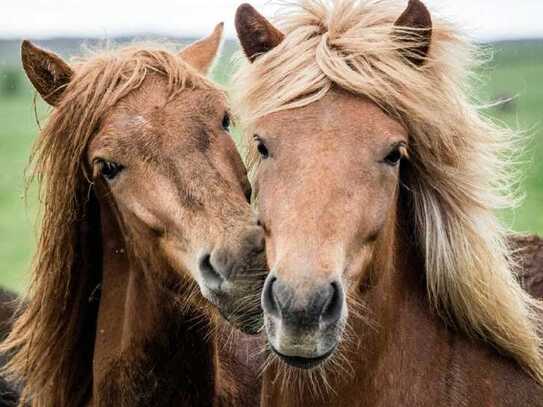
264,314,345,369
270,344,337,369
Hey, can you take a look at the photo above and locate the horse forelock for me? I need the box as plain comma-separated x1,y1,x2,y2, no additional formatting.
233,0,543,382
0,44,216,406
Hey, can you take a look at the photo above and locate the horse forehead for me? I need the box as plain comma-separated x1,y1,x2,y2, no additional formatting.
90,118,184,168
101,94,215,144
258,90,406,144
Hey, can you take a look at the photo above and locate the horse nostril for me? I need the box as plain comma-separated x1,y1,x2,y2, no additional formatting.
262,276,280,317
321,281,344,325
199,253,224,291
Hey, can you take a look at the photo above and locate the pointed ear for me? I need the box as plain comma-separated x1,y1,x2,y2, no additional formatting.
235,3,285,63
394,0,432,66
21,40,73,106
179,23,224,74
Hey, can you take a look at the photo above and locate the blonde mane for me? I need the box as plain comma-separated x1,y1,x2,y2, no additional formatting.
0,44,215,406
233,0,543,381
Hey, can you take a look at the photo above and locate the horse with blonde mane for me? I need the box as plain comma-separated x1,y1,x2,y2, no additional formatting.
234,0,543,405
0,24,266,406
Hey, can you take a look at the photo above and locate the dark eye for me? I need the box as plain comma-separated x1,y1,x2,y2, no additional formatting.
222,113,231,131
256,139,269,159
384,147,404,166
98,159,124,181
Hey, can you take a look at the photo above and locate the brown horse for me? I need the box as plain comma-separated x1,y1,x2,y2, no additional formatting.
0,289,17,343
0,288,19,407
234,0,543,405
1,25,265,406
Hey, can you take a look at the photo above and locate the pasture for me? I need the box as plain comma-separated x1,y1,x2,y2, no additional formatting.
0,39,542,292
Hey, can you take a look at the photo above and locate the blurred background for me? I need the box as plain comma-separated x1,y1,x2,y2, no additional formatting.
0,0,542,292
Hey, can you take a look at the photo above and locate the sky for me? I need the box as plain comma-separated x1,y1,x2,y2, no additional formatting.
0,0,541,42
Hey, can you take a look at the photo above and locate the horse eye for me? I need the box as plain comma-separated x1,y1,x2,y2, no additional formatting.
222,113,231,131
384,148,403,166
98,160,124,181
256,140,269,159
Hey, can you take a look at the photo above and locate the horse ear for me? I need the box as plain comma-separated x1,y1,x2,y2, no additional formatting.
21,40,73,106
235,3,285,63
394,0,432,66
179,22,224,74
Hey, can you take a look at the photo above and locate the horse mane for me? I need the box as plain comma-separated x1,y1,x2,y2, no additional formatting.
0,44,215,406
232,0,543,381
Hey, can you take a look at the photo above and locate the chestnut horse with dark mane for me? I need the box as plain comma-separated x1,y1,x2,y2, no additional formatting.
0,25,266,406
234,0,543,405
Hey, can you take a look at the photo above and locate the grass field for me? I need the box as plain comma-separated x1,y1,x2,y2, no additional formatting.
0,40,542,292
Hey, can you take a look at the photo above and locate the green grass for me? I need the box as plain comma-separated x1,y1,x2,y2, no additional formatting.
0,94,40,292
0,41,542,292
482,42,543,233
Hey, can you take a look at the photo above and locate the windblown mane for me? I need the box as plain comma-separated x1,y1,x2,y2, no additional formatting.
233,0,543,381
0,44,215,406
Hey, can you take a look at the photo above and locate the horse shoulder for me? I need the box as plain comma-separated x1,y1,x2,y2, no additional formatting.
444,334,543,406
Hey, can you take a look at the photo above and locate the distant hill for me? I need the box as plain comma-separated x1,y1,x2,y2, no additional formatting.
487,39,543,65
2,35,543,68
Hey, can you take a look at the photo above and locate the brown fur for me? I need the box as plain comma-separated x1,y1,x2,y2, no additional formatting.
394,0,432,65
91,185,262,406
20,42,73,105
0,289,19,407
1,28,264,406
233,0,543,405
512,235,543,298
236,4,285,62
0,289,17,342
260,215,543,406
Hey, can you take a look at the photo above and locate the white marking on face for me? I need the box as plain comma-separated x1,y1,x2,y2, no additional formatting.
131,115,147,126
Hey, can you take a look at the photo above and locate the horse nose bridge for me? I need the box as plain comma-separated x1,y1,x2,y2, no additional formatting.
272,243,343,283
290,156,348,198
199,190,258,240
274,189,350,248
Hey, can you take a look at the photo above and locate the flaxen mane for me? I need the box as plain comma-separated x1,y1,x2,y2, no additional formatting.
0,45,216,406
233,0,543,381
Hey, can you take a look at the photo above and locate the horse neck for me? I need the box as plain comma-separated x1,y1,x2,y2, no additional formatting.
91,195,218,407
